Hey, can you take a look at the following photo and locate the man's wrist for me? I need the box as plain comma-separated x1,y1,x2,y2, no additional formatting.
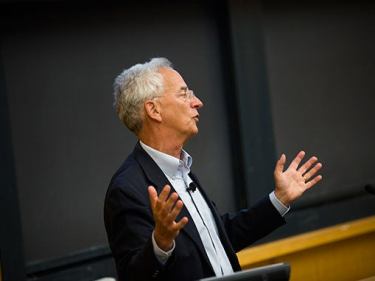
274,189,291,206
152,231,175,265
154,231,174,252
269,191,290,217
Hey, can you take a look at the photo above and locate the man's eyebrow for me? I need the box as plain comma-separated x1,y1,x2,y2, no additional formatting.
179,86,188,92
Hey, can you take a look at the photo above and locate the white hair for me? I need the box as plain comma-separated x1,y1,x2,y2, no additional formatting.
113,57,172,134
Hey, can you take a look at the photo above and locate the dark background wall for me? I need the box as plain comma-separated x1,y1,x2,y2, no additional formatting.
1,1,374,280
2,1,236,263
259,1,375,241
265,1,375,205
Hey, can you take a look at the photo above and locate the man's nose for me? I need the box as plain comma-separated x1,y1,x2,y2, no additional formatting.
191,95,204,109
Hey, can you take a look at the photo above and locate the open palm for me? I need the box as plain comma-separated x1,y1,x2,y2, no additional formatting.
274,151,322,206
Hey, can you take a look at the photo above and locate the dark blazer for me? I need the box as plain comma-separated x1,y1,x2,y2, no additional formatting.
104,143,285,281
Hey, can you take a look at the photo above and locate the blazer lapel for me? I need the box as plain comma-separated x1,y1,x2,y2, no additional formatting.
189,172,242,272
133,143,213,271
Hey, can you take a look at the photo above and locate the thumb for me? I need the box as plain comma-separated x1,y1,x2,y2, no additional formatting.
148,185,157,210
275,153,286,174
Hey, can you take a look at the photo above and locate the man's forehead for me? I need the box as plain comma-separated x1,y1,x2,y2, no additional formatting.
159,67,186,88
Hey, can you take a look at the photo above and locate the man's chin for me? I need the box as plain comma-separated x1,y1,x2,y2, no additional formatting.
184,127,199,142
192,126,199,135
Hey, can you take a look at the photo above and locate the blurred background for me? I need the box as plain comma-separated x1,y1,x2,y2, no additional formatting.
1,0,374,280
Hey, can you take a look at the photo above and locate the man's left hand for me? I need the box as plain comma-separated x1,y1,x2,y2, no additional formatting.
274,151,322,206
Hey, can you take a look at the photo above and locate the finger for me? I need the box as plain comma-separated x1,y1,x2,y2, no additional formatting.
148,186,158,210
306,175,323,189
289,151,306,170
158,185,171,203
175,216,189,230
167,199,184,223
154,185,171,215
303,162,323,182
298,156,318,175
164,192,179,213
275,154,286,174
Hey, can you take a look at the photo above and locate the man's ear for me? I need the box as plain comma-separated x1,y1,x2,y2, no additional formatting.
144,100,162,122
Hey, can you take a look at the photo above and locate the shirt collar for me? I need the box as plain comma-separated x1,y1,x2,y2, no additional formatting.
140,141,192,178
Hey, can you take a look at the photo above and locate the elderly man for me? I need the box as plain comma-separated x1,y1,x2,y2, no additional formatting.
104,58,322,281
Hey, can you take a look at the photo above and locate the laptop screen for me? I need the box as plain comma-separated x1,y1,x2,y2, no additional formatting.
198,263,290,281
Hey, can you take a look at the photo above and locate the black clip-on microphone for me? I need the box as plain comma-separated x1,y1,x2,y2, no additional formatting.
187,182,197,192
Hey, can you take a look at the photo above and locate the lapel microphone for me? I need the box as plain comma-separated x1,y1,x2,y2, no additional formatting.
187,182,198,192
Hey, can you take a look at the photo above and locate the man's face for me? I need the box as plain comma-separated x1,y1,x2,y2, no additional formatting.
157,67,204,141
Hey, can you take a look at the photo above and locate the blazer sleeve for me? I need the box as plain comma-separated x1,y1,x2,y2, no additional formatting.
104,184,170,281
220,196,286,253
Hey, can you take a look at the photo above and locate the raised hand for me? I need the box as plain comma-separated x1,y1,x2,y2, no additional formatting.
274,151,323,206
148,185,188,251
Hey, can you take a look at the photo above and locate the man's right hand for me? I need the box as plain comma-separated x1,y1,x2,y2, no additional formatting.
148,185,188,251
